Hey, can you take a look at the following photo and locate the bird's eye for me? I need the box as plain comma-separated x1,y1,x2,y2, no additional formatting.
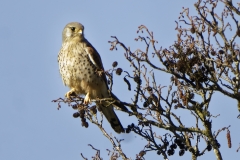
70,27,75,31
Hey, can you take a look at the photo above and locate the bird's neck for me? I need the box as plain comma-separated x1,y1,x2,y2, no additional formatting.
65,36,85,43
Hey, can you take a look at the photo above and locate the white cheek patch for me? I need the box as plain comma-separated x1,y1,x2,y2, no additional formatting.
65,30,72,37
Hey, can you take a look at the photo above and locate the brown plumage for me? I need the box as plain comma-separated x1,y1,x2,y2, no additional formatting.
58,22,127,133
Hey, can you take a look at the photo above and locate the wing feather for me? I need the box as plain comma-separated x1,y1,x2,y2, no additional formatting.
84,45,109,88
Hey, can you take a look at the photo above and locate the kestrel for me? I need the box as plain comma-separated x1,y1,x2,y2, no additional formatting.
58,22,127,133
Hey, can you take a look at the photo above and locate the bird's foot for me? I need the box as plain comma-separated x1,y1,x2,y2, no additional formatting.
84,93,91,105
65,89,76,99
96,69,104,77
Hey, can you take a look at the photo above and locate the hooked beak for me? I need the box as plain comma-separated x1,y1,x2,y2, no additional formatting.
78,29,82,34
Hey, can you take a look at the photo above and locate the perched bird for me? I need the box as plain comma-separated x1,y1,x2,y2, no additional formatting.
58,22,127,133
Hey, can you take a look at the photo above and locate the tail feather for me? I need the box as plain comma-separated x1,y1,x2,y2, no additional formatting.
96,102,124,133
111,93,129,112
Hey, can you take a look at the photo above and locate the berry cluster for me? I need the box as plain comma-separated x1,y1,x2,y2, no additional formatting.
160,138,187,156
72,105,89,128
126,123,135,133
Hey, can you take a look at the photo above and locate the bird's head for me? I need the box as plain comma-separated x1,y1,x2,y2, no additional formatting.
62,22,85,43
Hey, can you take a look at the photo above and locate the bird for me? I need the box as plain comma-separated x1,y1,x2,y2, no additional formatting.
58,22,127,133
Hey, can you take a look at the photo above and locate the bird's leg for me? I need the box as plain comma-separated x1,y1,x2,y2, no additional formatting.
84,92,91,104
65,88,76,99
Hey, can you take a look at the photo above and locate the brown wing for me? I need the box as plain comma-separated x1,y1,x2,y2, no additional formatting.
85,47,104,70
84,41,129,133
84,45,109,88
84,44,128,111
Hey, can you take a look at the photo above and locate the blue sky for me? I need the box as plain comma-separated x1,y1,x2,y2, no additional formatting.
0,0,239,159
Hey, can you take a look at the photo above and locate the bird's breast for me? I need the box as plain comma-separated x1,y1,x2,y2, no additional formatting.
58,42,105,95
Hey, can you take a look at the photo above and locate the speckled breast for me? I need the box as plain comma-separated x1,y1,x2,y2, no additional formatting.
58,41,103,94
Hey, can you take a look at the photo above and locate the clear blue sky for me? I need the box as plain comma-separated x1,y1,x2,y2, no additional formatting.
0,0,239,159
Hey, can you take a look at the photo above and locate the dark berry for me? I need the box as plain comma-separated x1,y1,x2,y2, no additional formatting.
173,99,178,103
116,68,123,75
73,112,80,118
134,76,142,84
147,87,152,91
80,113,85,118
170,144,177,149
179,149,185,156
84,122,89,128
143,101,149,107
72,104,78,109
131,123,135,128
167,149,175,156
126,128,131,133
218,50,224,54
112,61,118,68
81,118,86,122
179,144,185,149
164,141,169,147
207,144,212,151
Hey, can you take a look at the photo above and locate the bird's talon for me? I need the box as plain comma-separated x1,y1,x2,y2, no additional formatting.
65,89,76,99
84,93,91,105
